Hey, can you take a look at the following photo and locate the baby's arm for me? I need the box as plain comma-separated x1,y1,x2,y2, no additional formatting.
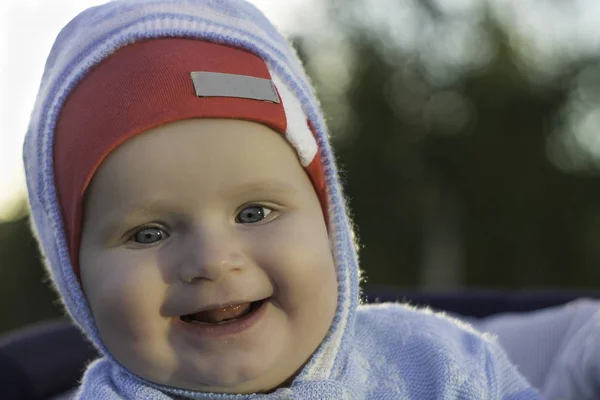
474,299,600,400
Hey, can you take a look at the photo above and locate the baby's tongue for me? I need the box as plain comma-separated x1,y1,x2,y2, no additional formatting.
191,303,251,323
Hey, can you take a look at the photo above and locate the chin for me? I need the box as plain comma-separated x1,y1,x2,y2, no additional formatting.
172,357,279,393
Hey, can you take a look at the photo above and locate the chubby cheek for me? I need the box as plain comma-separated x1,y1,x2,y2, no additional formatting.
255,214,338,330
81,250,169,346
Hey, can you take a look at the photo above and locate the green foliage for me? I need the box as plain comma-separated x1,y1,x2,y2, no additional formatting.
304,1,600,289
0,216,62,334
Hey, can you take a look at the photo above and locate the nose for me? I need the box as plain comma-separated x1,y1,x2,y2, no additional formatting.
177,227,246,283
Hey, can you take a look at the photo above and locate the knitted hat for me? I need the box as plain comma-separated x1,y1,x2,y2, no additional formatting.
53,37,327,278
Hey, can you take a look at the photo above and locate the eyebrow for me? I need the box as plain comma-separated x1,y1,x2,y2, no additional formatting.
97,180,297,237
218,179,298,199
98,199,178,240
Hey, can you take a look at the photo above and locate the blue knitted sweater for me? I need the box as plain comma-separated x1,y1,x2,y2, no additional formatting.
23,1,540,399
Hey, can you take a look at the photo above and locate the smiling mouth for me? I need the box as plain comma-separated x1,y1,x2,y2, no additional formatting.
180,299,267,325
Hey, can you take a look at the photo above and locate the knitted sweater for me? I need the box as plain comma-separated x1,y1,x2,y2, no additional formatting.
22,0,540,399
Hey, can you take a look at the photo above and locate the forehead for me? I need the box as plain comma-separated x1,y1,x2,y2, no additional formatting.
85,119,310,207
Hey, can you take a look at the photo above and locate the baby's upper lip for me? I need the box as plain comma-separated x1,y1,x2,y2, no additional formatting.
180,297,268,316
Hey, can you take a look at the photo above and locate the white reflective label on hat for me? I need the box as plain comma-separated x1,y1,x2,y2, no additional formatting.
190,71,280,103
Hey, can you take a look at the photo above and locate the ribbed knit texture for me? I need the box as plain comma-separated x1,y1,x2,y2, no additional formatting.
23,0,540,398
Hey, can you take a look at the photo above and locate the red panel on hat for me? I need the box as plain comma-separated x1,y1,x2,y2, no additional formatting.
54,39,293,277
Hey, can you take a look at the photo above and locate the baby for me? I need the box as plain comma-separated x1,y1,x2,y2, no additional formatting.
23,0,541,398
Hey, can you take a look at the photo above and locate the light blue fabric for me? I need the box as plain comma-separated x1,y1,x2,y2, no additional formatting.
22,0,540,398
472,299,600,400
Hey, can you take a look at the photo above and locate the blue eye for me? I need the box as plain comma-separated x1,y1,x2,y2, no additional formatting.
131,227,168,244
236,206,272,224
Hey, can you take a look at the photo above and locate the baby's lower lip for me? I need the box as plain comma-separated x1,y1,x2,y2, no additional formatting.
174,298,270,338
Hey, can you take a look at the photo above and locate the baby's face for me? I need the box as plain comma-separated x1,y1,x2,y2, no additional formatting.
78,119,338,393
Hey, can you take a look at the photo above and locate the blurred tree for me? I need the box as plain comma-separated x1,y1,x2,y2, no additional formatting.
299,0,600,289
0,208,62,334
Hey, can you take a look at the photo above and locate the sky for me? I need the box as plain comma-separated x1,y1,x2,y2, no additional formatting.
0,0,312,219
